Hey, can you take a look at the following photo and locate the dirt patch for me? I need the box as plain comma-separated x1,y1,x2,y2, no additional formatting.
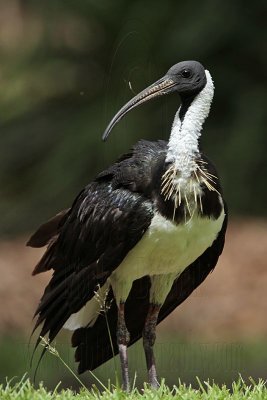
0,218,266,339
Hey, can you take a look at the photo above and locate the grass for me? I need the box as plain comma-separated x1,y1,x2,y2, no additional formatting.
1,376,267,400
2,336,267,398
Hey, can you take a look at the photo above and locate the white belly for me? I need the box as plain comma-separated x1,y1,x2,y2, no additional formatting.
64,207,225,330
112,208,225,282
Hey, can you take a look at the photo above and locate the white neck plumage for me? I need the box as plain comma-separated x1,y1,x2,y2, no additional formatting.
165,70,214,179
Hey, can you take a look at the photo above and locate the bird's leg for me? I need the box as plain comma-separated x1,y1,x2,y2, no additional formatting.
117,301,130,391
142,303,161,389
143,273,176,388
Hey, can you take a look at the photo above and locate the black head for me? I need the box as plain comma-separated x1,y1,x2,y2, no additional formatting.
103,60,207,140
166,61,207,97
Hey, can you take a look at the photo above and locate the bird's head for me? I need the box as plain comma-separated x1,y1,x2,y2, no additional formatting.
102,60,208,141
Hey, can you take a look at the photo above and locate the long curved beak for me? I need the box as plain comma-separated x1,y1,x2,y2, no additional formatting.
102,76,176,141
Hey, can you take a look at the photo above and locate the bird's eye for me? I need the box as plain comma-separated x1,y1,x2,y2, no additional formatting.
181,69,192,78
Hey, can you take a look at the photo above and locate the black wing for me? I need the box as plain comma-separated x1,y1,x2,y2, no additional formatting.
32,186,153,343
72,205,227,373
30,140,167,344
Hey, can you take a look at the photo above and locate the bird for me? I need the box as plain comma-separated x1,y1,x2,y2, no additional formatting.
28,60,227,391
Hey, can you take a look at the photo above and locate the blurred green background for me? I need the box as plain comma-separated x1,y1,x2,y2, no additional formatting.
0,0,267,391
0,0,266,237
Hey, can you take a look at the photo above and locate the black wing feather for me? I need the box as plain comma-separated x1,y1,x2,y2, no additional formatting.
32,187,153,341
30,141,166,348
27,209,70,248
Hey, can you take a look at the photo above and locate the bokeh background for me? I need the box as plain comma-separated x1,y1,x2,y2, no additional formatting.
0,0,266,390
